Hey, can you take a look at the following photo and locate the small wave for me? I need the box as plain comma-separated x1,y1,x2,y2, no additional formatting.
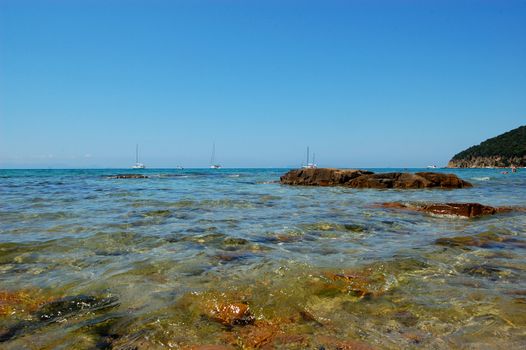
228,174,240,177
471,176,491,181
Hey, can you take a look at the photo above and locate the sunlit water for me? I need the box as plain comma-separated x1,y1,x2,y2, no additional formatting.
1,168,525,349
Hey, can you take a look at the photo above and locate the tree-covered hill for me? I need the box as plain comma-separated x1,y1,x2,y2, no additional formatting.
448,125,526,168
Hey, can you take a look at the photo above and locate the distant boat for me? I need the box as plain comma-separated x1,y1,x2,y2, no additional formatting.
174,165,184,170
302,146,317,169
427,165,438,169
210,142,221,169
132,144,145,169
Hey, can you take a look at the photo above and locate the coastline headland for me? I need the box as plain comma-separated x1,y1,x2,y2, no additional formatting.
448,125,526,168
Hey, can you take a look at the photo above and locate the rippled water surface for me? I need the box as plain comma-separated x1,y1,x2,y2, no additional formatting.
1,168,525,349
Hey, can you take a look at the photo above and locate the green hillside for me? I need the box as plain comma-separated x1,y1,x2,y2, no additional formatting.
451,125,526,161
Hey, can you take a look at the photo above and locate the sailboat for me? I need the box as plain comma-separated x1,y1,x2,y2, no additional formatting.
302,146,317,169
209,142,221,169
132,144,145,169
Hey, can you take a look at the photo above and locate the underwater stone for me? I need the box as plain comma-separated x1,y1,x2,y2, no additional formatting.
207,301,254,326
108,174,148,179
379,202,512,218
36,295,119,322
0,295,119,342
316,335,376,350
223,237,249,246
434,232,521,249
462,265,508,281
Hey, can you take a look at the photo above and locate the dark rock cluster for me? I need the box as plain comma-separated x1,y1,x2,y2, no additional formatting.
280,168,472,189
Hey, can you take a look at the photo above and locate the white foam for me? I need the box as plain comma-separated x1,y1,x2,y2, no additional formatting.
471,176,490,181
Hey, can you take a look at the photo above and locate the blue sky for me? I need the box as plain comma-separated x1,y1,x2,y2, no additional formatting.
1,0,525,168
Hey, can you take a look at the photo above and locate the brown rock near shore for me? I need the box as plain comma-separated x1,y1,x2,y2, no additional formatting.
280,168,472,189
279,168,373,186
378,202,512,218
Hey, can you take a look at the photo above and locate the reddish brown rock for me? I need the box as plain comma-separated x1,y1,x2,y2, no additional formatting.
235,321,279,348
205,301,254,326
348,172,425,189
420,203,511,217
280,168,373,186
379,202,512,218
0,290,52,317
280,168,471,189
324,269,387,298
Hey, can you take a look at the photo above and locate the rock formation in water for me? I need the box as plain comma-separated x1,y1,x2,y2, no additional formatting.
108,174,148,179
377,202,512,218
280,168,472,189
448,125,526,168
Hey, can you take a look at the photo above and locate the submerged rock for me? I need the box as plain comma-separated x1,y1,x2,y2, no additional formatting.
280,168,472,189
393,310,419,327
0,290,51,318
179,291,254,327
222,237,249,246
323,271,387,298
378,202,512,218
142,209,172,218
221,318,310,349
435,232,524,249
206,301,254,326
316,335,376,350
213,252,253,263
462,265,512,281
228,320,279,348
309,265,393,299
35,295,119,322
0,294,119,342
108,174,148,179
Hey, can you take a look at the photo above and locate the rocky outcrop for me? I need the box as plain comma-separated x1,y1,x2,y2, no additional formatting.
280,168,472,189
108,174,148,179
279,168,373,186
448,156,526,168
378,202,512,218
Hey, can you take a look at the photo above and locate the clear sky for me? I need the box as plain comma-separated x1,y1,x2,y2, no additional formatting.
0,0,525,168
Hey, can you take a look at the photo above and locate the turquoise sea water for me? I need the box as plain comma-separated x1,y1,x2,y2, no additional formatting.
1,168,525,349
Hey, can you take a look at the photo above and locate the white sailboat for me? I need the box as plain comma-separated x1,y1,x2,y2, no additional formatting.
210,142,221,169
302,146,317,169
132,144,145,169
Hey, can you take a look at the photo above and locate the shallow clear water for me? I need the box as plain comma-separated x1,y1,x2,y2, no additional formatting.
0,168,525,349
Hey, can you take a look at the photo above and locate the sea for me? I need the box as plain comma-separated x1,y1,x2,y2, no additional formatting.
0,168,525,349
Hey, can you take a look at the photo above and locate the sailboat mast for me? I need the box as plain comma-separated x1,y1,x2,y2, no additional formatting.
136,144,139,163
306,146,310,165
